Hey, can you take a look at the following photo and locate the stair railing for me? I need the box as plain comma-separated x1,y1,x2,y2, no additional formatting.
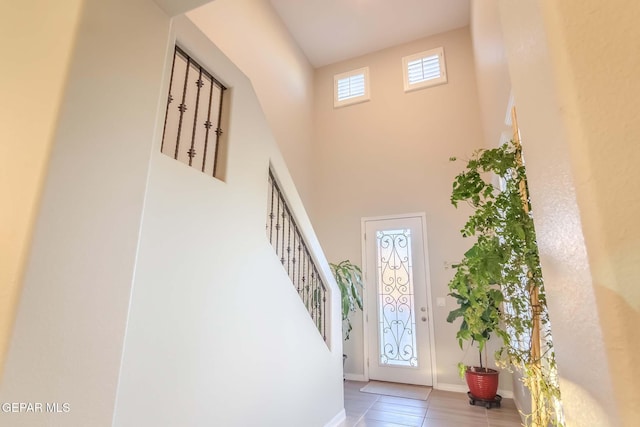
266,169,327,343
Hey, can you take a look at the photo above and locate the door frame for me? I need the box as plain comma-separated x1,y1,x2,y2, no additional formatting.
360,212,438,386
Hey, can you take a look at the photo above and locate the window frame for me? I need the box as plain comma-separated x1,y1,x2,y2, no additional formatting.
402,47,447,93
333,67,370,108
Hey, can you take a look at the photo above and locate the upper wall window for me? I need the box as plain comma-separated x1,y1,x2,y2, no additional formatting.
402,47,447,92
161,45,227,179
334,67,370,108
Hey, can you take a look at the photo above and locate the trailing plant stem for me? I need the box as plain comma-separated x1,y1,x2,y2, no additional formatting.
515,137,545,426
448,139,563,426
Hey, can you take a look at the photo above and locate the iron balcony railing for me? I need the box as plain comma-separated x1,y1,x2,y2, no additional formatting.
161,46,226,178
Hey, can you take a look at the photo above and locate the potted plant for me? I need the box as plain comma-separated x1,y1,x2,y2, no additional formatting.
447,239,504,402
329,260,364,367
448,139,563,425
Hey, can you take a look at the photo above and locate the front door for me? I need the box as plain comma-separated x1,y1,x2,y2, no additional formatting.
363,214,434,386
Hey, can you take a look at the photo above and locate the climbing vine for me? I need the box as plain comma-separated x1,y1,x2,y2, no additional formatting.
448,140,564,426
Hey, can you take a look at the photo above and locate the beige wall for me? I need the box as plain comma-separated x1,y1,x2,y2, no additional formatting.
498,0,640,425
0,0,83,376
187,0,316,208
114,16,343,426
470,0,512,148
312,27,512,391
1,2,344,426
0,0,170,424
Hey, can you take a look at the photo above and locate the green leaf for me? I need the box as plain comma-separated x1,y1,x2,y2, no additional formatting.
446,140,562,425
446,308,464,323
457,362,466,378
330,260,365,340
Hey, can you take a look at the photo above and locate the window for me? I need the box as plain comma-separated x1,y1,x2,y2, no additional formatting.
334,67,370,108
375,228,418,367
402,47,447,92
161,46,227,178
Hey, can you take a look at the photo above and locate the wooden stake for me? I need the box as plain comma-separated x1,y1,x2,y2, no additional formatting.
511,106,543,426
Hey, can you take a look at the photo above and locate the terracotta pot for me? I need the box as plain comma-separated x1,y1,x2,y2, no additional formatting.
465,367,499,400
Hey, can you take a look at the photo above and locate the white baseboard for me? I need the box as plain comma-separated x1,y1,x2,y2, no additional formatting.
324,408,346,427
436,382,514,399
497,388,514,399
344,373,367,382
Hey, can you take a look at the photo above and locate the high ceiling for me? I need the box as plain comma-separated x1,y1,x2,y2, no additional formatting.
269,0,470,68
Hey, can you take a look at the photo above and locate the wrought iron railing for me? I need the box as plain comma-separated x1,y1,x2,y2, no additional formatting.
266,169,327,342
161,46,226,178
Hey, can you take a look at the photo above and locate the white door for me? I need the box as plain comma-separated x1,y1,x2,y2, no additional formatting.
363,215,434,386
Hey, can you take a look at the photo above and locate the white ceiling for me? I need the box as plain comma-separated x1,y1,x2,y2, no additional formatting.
269,0,470,68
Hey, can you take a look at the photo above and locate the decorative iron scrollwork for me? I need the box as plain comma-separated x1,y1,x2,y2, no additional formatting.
376,229,418,367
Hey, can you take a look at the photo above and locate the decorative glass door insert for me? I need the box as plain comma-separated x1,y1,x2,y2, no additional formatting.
376,229,418,367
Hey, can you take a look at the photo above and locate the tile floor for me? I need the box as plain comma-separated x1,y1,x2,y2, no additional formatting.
338,381,522,427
